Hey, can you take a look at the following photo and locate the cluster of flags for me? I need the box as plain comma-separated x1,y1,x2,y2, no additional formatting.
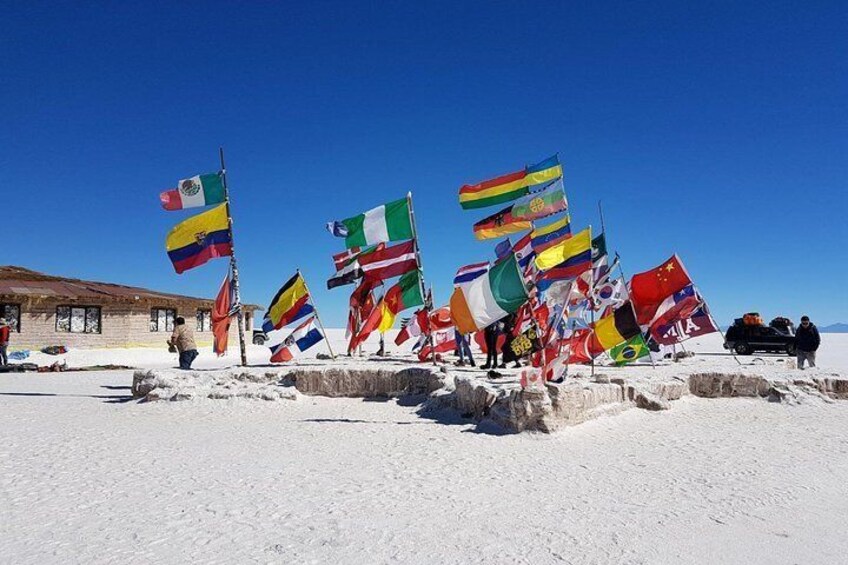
450,153,718,379
260,271,330,362
155,152,718,372
325,194,430,357
158,168,239,357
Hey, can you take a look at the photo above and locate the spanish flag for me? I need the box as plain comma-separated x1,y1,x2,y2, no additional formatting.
458,155,562,210
165,203,232,274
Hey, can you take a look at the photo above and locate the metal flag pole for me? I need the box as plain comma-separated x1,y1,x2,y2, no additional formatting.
600,196,657,370
219,147,248,367
298,268,336,359
406,191,437,366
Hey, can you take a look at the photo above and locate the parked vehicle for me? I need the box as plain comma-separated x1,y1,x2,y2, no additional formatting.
723,316,796,355
252,329,268,345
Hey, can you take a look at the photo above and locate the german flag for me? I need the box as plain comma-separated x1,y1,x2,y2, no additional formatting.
472,206,532,240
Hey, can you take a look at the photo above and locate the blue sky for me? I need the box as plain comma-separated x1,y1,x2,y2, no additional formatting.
2,1,846,327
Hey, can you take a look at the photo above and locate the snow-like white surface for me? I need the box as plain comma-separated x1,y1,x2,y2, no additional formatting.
11,329,848,373
2,334,848,564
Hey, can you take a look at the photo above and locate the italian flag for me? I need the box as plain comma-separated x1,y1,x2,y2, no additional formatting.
333,197,414,249
160,173,226,211
450,254,528,334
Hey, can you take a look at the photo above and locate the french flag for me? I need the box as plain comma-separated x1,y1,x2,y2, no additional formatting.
454,261,490,286
269,317,324,363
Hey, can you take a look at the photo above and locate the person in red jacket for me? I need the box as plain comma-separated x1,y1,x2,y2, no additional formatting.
0,318,10,366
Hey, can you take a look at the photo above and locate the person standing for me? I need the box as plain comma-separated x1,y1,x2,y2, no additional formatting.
169,316,199,370
481,321,501,370
454,329,475,367
794,315,820,369
0,318,10,366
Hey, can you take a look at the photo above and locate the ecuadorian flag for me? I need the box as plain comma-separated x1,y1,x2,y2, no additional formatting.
165,203,232,274
458,155,563,210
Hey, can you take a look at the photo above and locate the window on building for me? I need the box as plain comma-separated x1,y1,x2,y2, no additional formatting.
1,303,21,332
196,309,212,332
56,306,101,334
150,308,176,332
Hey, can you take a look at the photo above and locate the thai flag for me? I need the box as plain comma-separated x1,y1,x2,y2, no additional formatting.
454,261,490,286
269,317,324,363
512,233,534,269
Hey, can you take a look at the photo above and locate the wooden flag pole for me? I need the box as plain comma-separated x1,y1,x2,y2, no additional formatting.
219,147,248,367
406,191,438,366
297,269,336,360
406,191,437,366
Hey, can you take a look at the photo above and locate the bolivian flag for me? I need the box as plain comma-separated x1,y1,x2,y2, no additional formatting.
459,155,562,210
165,203,232,274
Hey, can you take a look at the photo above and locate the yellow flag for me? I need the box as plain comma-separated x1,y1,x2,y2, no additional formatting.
534,227,592,271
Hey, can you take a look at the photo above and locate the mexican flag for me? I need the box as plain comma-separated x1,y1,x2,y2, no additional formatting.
328,197,414,249
450,254,528,334
160,173,226,211
378,270,424,332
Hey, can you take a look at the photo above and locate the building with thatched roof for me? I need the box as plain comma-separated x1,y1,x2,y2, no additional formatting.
0,266,260,349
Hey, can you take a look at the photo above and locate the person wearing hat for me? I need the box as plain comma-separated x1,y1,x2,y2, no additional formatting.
0,318,10,366
794,315,820,370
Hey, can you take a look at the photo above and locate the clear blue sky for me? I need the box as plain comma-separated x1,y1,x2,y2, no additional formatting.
2,1,846,327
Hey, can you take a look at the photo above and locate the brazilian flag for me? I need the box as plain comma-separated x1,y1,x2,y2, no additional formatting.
610,334,650,365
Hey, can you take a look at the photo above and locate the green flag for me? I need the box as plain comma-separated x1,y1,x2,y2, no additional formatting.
336,198,414,249
609,334,650,365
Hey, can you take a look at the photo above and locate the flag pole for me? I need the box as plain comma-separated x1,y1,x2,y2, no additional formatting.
298,268,336,360
598,199,654,367
406,191,437,366
219,147,248,367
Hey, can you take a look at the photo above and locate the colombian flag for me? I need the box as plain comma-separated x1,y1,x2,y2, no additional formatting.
263,273,314,333
459,155,563,210
165,204,232,274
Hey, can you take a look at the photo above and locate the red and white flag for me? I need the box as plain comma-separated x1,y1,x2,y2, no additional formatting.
359,241,418,282
417,328,455,362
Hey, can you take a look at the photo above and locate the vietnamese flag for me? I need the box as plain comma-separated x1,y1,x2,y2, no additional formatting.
629,255,693,325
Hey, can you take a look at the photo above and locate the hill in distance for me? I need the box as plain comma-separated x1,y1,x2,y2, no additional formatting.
821,323,848,333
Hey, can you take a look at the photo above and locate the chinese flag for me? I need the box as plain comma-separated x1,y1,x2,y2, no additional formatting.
629,255,692,325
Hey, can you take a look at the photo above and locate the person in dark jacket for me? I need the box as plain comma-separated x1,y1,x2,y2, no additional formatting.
481,321,501,369
794,315,820,369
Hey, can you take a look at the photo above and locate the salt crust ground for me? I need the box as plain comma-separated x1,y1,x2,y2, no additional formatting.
2,334,848,563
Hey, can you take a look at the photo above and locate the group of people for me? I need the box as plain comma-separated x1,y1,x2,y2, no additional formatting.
453,313,524,370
